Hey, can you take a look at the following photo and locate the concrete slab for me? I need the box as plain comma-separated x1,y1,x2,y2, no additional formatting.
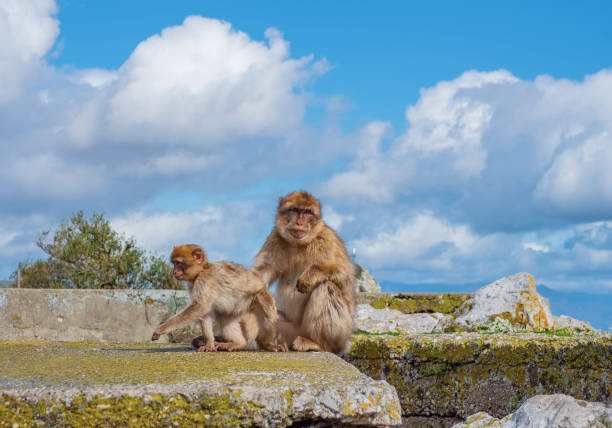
0,340,401,427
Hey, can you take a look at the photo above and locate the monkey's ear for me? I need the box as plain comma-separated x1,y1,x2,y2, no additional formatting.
192,247,205,261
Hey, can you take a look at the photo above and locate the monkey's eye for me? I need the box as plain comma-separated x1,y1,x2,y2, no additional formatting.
302,209,314,216
288,207,300,214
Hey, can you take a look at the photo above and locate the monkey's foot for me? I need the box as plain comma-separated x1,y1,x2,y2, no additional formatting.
214,342,241,352
191,335,206,348
291,336,323,352
196,345,217,352
263,343,289,352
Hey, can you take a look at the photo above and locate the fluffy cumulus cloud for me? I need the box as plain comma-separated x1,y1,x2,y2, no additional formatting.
323,68,612,232
68,17,323,146
0,2,330,216
321,69,612,289
0,0,58,103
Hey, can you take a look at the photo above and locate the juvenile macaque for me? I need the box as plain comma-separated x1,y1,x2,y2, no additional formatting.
253,191,356,353
152,244,287,352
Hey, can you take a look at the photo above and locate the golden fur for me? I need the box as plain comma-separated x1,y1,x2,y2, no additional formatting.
253,191,356,353
152,244,286,352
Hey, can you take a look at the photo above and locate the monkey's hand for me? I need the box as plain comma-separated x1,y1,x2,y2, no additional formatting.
296,270,318,294
151,330,161,341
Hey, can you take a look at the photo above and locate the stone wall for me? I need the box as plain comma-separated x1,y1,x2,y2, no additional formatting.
0,288,199,343
345,333,612,426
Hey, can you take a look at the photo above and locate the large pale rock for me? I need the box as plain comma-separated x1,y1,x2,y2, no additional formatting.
452,394,612,428
450,273,554,331
554,315,595,332
354,265,382,293
0,340,402,427
355,304,443,334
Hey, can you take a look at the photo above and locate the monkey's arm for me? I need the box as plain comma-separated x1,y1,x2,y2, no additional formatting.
296,263,351,294
152,301,211,340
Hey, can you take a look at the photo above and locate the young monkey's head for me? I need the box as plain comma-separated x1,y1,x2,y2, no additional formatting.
170,244,208,283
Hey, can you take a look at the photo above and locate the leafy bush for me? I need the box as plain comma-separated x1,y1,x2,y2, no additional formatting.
10,211,183,290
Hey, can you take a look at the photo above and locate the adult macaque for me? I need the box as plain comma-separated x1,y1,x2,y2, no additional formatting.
152,244,287,352
253,191,356,353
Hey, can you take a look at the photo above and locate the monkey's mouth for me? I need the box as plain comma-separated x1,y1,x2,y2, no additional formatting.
288,228,307,239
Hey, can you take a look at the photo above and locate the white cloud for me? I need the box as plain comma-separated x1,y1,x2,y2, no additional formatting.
0,0,59,102
68,16,322,146
110,205,257,262
522,242,550,253
350,212,503,271
322,68,612,232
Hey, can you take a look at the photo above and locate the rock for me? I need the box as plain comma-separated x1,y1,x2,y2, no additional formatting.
354,265,382,293
452,394,612,428
554,315,595,332
346,332,612,421
355,304,443,334
358,292,470,314
0,340,402,427
450,273,554,331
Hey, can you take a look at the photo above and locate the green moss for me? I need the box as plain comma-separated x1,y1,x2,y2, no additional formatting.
345,332,612,419
362,293,470,314
419,364,452,377
0,341,365,389
0,392,257,427
354,330,402,336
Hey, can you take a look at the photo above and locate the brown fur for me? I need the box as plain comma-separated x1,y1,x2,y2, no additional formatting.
253,191,356,354
152,244,287,352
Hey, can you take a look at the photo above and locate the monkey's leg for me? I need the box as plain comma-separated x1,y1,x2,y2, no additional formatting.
152,302,206,340
298,281,353,353
196,315,217,352
215,317,247,352
251,291,288,352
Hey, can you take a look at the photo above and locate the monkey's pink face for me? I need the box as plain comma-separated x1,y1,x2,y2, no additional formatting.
283,207,316,239
171,258,199,282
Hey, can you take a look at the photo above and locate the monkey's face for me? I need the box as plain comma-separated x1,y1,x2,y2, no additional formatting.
283,207,316,239
276,191,323,244
170,245,207,283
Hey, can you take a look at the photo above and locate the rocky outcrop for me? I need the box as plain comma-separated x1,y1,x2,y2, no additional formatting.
346,333,612,425
443,273,555,332
453,394,612,428
0,340,402,427
358,292,470,314
354,265,382,293
355,304,444,334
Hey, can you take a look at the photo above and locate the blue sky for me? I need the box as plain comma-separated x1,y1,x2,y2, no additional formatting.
2,0,612,304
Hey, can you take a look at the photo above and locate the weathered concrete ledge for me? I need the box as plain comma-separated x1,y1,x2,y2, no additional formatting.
0,288,199,343
0,340,401,427
0,289,471,342
357,292,471,315
345,332,612,427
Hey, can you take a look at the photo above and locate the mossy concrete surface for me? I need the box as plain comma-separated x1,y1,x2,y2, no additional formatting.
345,332,612,426
357,293,471,315
0,340,401,427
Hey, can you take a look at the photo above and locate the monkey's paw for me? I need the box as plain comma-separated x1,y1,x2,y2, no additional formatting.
197,345,217,352
215,342,240,352
295,278,314,293
263,343,289,352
